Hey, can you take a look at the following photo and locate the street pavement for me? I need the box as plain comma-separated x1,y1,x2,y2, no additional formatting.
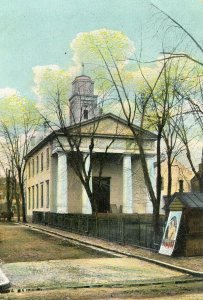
2,257,185,291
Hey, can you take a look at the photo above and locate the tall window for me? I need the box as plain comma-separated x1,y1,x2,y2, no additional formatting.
41,152,44,171
84,109,88,120
28,187,31,210
36,156,39,173
40,183,44,208
46,180,49,208
36,184,39,209
32,159,35,177
46,148,49,169
32,186,35,209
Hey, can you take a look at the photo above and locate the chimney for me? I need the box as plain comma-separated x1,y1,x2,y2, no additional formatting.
179,179,184,193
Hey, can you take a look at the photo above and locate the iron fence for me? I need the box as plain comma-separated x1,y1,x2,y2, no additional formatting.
33,211,165,250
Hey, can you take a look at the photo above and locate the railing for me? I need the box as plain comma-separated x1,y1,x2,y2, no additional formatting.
33,211,165,250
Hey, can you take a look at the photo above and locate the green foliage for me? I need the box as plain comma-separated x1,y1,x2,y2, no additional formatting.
33,67,72,103
0,95,39,127
32,66,73,126
71,29,135,97
71,29,135,65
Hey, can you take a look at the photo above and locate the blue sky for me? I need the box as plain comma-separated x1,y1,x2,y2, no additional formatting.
0,0,202,98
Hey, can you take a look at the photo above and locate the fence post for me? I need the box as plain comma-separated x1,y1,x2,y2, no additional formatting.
86,215,89,235
108,214,110,241
122,217,125,244
138,219,141,246
96,215,98,237
78,214,80,233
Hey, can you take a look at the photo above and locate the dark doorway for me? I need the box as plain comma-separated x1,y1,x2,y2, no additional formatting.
93,177,110,213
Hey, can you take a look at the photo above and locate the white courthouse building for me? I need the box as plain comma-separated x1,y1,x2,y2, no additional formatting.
25,75,157,219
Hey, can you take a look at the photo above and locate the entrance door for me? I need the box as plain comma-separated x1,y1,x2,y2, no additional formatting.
93,177,110,213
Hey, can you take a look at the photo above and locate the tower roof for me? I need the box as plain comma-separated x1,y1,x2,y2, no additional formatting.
72,75,93,84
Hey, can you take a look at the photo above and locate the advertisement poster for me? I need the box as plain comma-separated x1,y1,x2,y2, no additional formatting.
159,211,182,256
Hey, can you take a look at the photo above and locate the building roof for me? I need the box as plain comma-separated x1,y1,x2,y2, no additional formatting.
170,192,203,209
24,113,157,160
68,113,157,139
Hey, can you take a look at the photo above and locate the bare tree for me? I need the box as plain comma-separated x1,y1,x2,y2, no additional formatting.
151,3,203,67
0,114,38,222
92,42,194,237
0,146,20,221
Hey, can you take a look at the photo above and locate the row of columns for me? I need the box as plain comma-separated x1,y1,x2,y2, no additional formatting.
55,150,155,214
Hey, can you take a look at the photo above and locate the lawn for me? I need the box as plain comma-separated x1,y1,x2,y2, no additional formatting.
0,222,110,263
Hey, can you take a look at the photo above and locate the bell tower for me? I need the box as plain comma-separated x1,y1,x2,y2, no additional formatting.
69,75,98,125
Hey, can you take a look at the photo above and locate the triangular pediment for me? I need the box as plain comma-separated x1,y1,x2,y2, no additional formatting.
69,113,156,139
25,114,156,160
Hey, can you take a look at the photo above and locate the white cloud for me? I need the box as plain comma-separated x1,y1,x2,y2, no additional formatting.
0,87,19,98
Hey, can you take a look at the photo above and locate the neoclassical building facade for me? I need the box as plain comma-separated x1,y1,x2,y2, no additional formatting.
25,75,157,218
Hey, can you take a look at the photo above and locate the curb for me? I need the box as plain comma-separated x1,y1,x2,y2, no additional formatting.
0,268,10,292
7,276,203,293
23,223,203,278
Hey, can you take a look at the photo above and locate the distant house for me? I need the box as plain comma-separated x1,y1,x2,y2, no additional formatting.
24,75,157,220
191,151,203,193
161,159,193,195
155,159,193,215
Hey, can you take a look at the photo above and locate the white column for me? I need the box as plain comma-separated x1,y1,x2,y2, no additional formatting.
123,155,133,213
82,153,92,214
56,151,68,213
146,156,155,213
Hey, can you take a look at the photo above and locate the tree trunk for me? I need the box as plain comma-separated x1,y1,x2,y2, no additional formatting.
136,134,157,205
16,194,21,222
6,170,12,222
156,132,162,208
20,183,27,223
153,204,161,244
17,169,27,223
87,186,98,214
135,132,161,235
167,153,172,199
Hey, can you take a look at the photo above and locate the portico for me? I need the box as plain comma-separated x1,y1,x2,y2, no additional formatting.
52,146,154,215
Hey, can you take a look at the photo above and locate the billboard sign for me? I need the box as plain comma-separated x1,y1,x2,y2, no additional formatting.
159,211,182,256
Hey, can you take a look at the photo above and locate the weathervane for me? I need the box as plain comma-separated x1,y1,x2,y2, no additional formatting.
81,62,85,75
